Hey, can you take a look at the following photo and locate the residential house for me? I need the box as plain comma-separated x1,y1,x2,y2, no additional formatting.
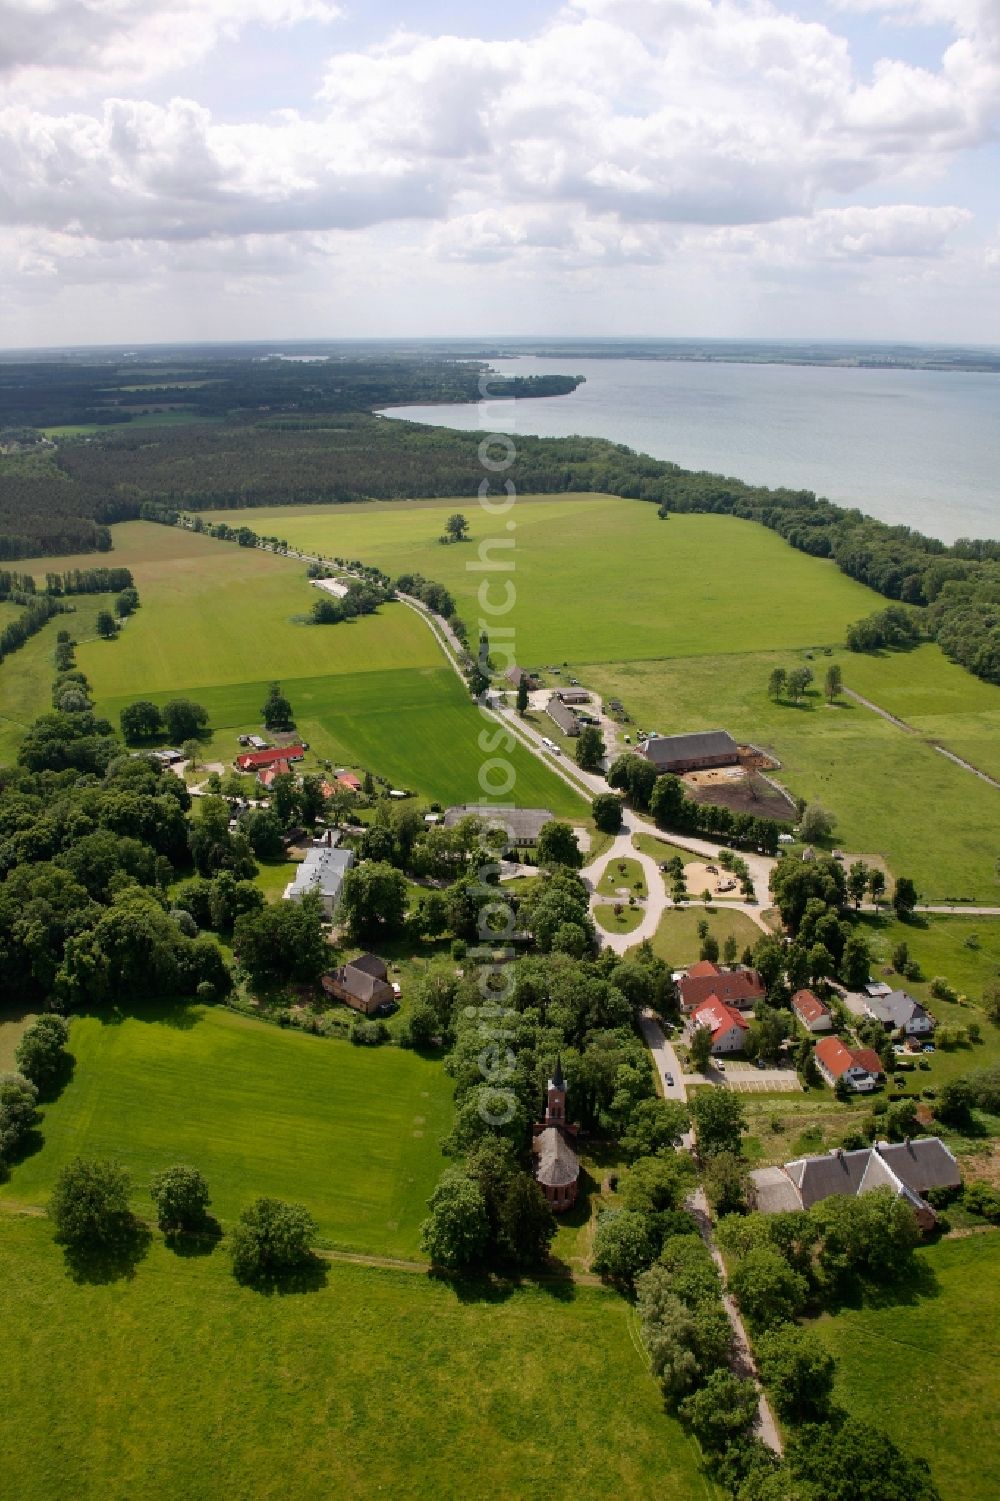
791,988,833,1033
678,961,766,1013
639,729,740,774
284,845,354,919
531,1057,580,1213
757,1137,962,1230
321,952,396,1015
814,1035,885,1093
546,695,581,737
258,760,292,789
336,772,362,793
863,989,935,1038
505,665,538,690
691,997,750,1054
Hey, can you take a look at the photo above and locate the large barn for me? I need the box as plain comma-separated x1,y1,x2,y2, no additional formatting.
640,729,740,774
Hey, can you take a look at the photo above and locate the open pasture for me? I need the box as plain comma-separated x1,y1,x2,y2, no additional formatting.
0,594,114,765
813,1233,1000,1501
0,1006,453,1258
583,651,1000,904
207,498,883,663
15,523,582,813
0,1216,715,1501
651,906,765,968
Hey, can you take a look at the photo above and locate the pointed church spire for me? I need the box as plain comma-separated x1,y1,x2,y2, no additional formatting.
552,1054,566,1091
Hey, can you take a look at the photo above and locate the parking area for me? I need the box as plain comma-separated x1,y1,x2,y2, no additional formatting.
716,1062,804,1094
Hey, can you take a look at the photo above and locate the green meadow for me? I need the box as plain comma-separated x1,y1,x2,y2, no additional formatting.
208,498,882,663
0,593,114,764
583,651,1000,903
0,1216,716,1501
651,906,766,968
813,1233,1000,1501
1,1006,453,1258
10,523,582,814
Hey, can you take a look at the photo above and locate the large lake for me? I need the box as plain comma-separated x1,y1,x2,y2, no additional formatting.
383,356,1000,543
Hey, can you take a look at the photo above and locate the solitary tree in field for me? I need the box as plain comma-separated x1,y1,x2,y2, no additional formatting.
150,1165,211,1233
230,1197,318,1283
768,667,787,701
868,868,886,906
96,610,117,640
892,876,920,920
824,663,843,703
444,513,469,542
260,682,293,730
49,1157,133,1247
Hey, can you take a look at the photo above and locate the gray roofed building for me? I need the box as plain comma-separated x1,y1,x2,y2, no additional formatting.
505,665,538,689
863,989,935,1035
443,804,555,844
321,952,396,1015
639,729,740,773
284,845,354,919
546,695,581,736
775,1137,960,1230
749,1165,808,1214
534,1127,581,1189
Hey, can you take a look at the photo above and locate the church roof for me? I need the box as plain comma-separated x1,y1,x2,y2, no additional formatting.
535,1126,580,1188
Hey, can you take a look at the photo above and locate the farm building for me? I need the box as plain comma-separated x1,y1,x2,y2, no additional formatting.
557,688,590,705
678,961,765,1013
791,989,833,1032
505,666,538,689
336,772,362,792
752,1138,961,1230
322,953,395,1015
236,744,306,772
814,1035,885,1093
258,761,293,788
531,1058,580,1213
284,845,354,919
640,729,740,774
690,998,750,1054
545,695,580,736
443,804,555,844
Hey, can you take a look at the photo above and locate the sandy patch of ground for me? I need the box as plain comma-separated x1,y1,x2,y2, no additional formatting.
684,861,741,899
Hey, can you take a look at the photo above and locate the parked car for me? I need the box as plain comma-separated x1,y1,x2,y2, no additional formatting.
923,1044,936,1053
665,1073,674,1087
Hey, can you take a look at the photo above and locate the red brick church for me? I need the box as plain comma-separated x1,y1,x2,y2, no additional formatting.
532,1057,580,1212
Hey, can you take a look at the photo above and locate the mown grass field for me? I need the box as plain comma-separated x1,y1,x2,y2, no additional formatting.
208,498,882,662
0,1217,715,1501
0,594,113,764
813,1233,1000,1501
11,523,582,813
651,906,765,968
583,651,1000,903
0,1006,453,1258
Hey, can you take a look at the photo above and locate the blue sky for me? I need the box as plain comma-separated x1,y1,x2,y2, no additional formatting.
1,0,998,347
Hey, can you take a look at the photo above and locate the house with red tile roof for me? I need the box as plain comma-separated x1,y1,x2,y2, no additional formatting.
679,961,765,1013
791,988,833,1033
258,761,292,789
814,1035,884,1093
235,745,305,772
336,772,362,792
691,997,750,1054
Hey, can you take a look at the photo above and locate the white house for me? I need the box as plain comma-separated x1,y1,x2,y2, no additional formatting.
691,997,750,1055
863,989,935,1037
814,1035,885,1093
791,988,833,1033
284,846,354,920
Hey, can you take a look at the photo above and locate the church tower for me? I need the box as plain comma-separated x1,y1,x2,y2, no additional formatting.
545,1055,567,1126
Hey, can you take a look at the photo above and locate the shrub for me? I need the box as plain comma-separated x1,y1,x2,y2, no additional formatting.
350,1018,389,1046
150,1165,211,1232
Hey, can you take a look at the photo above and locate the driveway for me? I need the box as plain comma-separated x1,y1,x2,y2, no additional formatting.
638,1009,688,1102
582,816,667,954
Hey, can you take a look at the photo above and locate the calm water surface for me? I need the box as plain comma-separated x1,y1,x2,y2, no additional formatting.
384,357,1000,543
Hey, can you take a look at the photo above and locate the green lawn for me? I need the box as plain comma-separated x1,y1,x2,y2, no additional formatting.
207,499,882,663
582,652,1000,904
597,857,649,899
1,1006,453,1258
632,834,702,866
813,1233,1000,1501
0,594,113,764
0,1217,716,1501
651,907,765,968
594,903,645,935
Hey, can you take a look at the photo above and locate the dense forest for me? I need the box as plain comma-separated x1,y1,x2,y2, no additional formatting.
0,354,997,683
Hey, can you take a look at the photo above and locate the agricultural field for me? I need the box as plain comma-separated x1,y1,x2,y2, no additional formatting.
813,1233,1000,1501
651,906,766,968
0,1006,453,1259
0,594,115,764
0,1216,716,1501
10,523,582,815
208,498,883,663
583,651,1000,904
